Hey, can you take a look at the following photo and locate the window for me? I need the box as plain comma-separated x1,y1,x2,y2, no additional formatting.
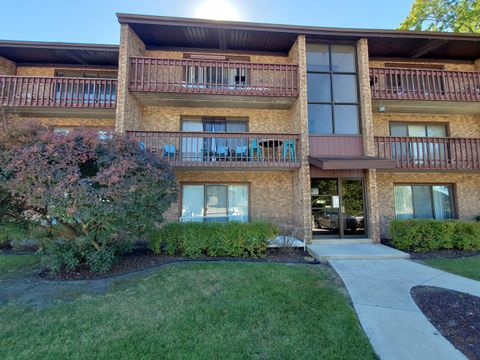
55,70,117,103
53,127,113,140
181,184,249,222
390,123,448,163
307,44,360,135
394,185,454,220
181,118,247,161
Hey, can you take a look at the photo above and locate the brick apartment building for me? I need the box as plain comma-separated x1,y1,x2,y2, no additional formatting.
1,14,479,242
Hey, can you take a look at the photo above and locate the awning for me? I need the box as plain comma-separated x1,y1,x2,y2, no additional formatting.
309,156,397,170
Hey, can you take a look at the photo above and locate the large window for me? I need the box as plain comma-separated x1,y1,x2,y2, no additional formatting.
307,44,360,135
181,184,249,222
394,185,454,220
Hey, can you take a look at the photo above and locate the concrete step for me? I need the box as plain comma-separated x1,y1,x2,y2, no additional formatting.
311,238,373,245
307,243,410,262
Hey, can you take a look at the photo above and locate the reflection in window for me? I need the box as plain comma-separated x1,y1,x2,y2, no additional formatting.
306,44,360,135
394,185,454,220
181,184,249,222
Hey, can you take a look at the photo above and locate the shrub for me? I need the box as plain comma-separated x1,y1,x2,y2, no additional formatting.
389,219,480,252
0,222,30,248
151,222,278,258
0,121,177,272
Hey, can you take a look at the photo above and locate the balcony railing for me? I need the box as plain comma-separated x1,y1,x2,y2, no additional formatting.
374,136,480,170
129,57,299,97
128,130,301,168
370,67,480,102
0,76,117,108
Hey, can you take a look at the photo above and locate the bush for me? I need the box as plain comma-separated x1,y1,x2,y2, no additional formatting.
389,219,480,252
0,122,177,272
0,222,30,248
151,222,279,258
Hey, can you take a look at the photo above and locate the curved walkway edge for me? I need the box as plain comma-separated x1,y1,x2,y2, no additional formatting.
330,259,480,360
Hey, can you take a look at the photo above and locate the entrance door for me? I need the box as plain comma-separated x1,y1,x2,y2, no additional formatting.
311,178,366,238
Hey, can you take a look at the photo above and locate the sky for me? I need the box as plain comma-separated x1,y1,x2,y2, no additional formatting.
0,0,414,45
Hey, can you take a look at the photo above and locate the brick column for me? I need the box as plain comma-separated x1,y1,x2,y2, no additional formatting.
115,24,146,133
289,35,312,242
0,56,16,75
357,38,380,242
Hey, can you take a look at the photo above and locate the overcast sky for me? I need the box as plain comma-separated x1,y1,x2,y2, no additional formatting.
0,0,414,44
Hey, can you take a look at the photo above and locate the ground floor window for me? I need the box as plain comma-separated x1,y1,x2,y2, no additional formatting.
394,184,454,220
181,184,249,222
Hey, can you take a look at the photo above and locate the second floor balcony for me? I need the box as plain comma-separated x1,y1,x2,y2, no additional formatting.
128,130,301,170
374,136,480,171
128,56,299,109
370,67,480,114
0,75,117,116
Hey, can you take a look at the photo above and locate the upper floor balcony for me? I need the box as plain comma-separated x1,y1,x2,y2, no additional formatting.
369,67,480,114
0,75,117,117
127,130,301,170
374,136,480,171
128,56,299,109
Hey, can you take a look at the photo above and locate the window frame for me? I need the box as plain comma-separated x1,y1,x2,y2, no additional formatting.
389,122,449,138
393,183,457,220
307,43,361,135
179,182,251,222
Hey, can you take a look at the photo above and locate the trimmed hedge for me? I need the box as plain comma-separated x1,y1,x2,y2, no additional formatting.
150,221,279,258
389,219,480,252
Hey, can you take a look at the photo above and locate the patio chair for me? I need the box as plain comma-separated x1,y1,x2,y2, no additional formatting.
163,144,176,159
249,139,262,161
282,140,296,160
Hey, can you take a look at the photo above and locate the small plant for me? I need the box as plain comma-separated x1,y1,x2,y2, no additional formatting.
0,222,30,248
151,221,278,258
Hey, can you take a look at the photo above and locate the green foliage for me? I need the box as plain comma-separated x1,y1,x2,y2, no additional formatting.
0,222,30,247
151,222,279,258
399,0,480,33
389,219,480,252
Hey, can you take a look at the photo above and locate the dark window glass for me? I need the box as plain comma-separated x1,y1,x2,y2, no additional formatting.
307,73,331,102
334,105,359,134
394,185,454,220
306,44,330,72
332,74,357,102
331,45,356,72
308,104,333,134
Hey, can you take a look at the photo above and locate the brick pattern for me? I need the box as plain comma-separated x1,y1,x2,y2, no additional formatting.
14,115,114,128
377,172,480,237
373,112,480,138
163,170,295,224
0,56,16,75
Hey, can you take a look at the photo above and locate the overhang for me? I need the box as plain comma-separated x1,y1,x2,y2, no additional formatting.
309,156,397,170
0,40,119,66
117,13,480,60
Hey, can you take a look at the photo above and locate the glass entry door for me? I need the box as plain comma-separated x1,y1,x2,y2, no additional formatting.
311,178,366,238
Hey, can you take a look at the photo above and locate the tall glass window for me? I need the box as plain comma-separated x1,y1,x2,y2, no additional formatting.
307,44,360,135
394,185,454,220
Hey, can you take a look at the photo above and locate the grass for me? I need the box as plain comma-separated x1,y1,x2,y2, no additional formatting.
0,260,377,360
421,256,480,281
0,254,41,279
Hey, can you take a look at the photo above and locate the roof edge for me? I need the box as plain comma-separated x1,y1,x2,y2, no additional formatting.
0,40,119,51
116,13,480,41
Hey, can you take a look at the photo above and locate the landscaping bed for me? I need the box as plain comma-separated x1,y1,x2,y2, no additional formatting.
39,247,313,280
411,286,480,360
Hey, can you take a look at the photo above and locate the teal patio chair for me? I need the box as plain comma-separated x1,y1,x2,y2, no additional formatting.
249,139,262,161
282,140,296,161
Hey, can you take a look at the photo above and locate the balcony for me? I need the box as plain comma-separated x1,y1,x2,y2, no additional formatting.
374,136,480,170
128,57,298,109
128,130,301,170
0,75,117,117
369,67,480,114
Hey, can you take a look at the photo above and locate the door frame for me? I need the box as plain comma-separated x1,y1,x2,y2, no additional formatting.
311,177,367,239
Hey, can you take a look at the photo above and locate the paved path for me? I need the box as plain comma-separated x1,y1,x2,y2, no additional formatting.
330,259,480,360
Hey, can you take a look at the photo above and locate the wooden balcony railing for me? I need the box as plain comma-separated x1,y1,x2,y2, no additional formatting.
129,57,299,97
128,130,301,168
0,76,117,108
374,136,480,170
370,67,480,102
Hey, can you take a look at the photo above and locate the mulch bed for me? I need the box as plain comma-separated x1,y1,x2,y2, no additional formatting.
411,286,480,360
39,248,314,281
381,238,480,259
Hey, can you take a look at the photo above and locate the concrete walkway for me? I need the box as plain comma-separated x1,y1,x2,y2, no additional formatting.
330,259,480,360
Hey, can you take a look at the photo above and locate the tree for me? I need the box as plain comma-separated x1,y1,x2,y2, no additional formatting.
399,0,480,33
0,121,177,272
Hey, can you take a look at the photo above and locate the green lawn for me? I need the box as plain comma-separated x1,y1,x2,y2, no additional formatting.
0,254,41,279
0,260,376,360
422,256,480,281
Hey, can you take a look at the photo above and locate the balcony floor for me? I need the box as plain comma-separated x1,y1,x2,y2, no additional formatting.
372,99,480,115
131,91,297,109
